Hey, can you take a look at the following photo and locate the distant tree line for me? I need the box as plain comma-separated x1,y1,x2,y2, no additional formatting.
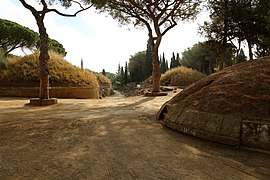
181,40,247,74
114,41,184,87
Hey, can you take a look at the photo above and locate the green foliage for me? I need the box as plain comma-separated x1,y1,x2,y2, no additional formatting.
160,53,169,74
0,18,67,56
48,38,67,56
105,72,117,87
36,38,67,56
201,0,270,61
170,52,180,69
0,18,39,55
181,41,236,74
115,63,128,87
102,69,106,76
144,39,152,77
98,0,201,91
124,61,128,84
129,51,147,82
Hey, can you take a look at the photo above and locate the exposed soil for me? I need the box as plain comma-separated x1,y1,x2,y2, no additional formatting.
167,56,270,119
0,91,270,179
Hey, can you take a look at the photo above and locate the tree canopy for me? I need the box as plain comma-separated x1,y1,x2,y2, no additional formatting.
98,0,201,92
0,18,67,56
200,0,270,66
0,18,38,55
181,40,246,74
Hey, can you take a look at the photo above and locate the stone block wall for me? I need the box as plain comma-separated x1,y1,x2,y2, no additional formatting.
157,105,270,151
241,119,270,151
0,87,99,99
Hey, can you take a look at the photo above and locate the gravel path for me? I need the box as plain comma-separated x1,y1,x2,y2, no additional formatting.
0,92,270,179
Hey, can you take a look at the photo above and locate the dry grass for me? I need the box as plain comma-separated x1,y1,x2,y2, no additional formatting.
161,66,206,87
0,51,98,88
167,56,270,119
92,72,111,86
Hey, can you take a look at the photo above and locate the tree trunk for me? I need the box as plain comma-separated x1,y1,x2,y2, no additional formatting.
235,38,241,64
218,0,228,71
37,19,50,100
247,40,253,60
218,50,225,70
152,48,161,92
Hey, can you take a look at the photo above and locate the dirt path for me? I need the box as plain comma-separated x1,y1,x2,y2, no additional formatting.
0,92,270,179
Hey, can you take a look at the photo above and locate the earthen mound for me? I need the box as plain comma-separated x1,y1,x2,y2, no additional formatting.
0,51,99,88
161,66,206,87
157,57,270,150
162,56,270,119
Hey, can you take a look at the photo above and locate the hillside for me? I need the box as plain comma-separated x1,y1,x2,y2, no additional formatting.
165,56,270,119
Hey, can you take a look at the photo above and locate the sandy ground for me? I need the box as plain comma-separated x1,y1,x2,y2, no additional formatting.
0,91,270,180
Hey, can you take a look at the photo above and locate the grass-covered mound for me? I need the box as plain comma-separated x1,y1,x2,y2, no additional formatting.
93,72,113,96
0,51,98,88
161,66,206,87
164,56,270,119
93,72,112,87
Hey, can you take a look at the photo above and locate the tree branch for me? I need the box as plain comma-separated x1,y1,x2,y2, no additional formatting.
47,4,93,17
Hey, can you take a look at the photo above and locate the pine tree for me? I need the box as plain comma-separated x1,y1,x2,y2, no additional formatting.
124,61,128,84
102,69,106,76
160,55,163,73
176,53,181,66
165,60,169,72
120,66,124,84
170,52,177,69
145,39,152,78
162,53,166,73
81,59,84,70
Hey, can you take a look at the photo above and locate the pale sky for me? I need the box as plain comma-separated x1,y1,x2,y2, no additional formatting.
0,0,208,73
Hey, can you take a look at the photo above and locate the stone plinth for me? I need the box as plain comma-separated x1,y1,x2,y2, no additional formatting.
30,98,58,106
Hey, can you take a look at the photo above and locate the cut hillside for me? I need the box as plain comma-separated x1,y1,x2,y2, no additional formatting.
161,66,206,87
162,56,270,119
0,52,99,88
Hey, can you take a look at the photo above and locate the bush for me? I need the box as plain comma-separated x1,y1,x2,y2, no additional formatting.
161,66,206,87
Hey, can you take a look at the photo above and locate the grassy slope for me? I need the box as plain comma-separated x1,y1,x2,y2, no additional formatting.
167,56,270,119
0,51,99,88
161,66,206,87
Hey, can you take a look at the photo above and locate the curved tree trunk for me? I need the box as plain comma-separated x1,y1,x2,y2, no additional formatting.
150,35,161,92
37,18,50,100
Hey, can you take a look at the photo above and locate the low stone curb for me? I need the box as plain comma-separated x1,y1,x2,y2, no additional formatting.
0,87,99,99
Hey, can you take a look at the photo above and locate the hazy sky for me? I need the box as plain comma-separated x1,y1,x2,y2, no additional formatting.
1,0,208,73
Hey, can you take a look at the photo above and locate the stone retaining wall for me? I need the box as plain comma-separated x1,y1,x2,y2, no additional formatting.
241,119,270,151
157,104,270,151
0,87,99,99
